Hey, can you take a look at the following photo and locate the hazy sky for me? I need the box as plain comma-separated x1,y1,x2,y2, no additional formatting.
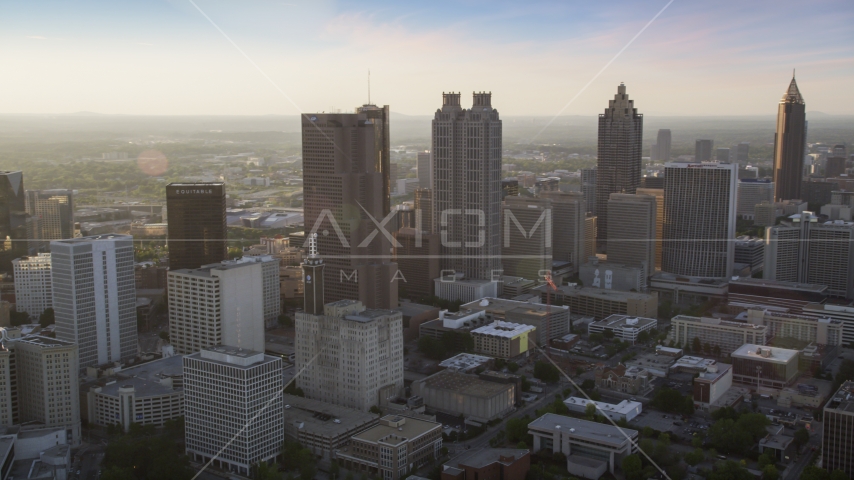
2,0,853,116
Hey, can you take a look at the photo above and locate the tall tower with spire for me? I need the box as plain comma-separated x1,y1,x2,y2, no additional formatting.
773,72,806,202
302,233,325,315
596,83,643,251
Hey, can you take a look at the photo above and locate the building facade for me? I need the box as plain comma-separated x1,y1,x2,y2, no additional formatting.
730,345,799,389
737,179,774,217
168,260,268,355
662,162,737,278
668,315,768,355
0,171,28,273
606,194,656,283
587,315,657,344
502,196,552,281
773,76,807,202
460,297,569,346
471,321,535,358
695,139,714,162
11,254,52,317
596,84,643,251
822,381,854,477
537,285,658,320
183,346,283,476
50,235,137,370
165,183,227,271
417,152,432,189
432,92,502,281
580,167,597,215
539,191,585,273
410,370,516,422
635,188,664,270
24,190,74,246
336,415,443,480
656,129,672,162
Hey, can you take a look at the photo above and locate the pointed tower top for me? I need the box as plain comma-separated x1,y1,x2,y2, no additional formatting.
781,74,805,104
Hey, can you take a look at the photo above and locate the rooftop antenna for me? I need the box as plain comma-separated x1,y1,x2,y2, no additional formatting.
368,70,371,105
308,232,318,258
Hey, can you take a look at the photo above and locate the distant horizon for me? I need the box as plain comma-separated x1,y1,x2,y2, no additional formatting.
3,0,852,116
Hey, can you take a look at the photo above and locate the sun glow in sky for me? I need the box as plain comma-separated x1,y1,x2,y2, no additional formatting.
2,0,853,116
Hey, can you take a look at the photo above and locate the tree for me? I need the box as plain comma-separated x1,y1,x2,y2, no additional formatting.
158,331,170,342
38,308,54,328
505,417,530,443
621,454,643,480
253,462,284,480
794,427,809,447
507,362,520,373
516,441,527,449
585,403,597,418
703,342,712,355
278,314,294,328
494,358,507,370
684,448,705,466
651,388,693,415
637,330,649,344
602,329,615,339
762,465,779,480
707,460,753,480
329,461,340,480
580,379,595,391
757,453,775,469
691,435,703,448
533,361,560,383
830,470,849,480
418,336,446,360
692,336,702,353
713,345,721,357
369,405,382,415
440,446,448,456
800,466,830,480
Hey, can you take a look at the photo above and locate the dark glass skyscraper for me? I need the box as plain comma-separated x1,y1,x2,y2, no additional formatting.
656,129,672,162
773,74,806,201
165,183,227,271
0,171,28,273
301,105,398,310
596,84,643,251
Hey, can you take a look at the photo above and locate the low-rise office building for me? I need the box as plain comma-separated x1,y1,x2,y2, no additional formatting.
460,297,569,345
282,393,379,461
728,277,828,314
692,363,733,412
595,364,651,396
562,397,642,422
669,315,768,355
528,414,638,478
536,285,658,320
587,315,657,344
470,321,536,358
437,354,492,374
85,354,184,432
801,303,854,346
624,353,678,378
410,370,516,422
336,415,443,480
441,448,530,480
730,345,799,390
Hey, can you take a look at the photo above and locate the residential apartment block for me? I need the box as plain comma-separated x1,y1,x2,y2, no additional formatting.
668,315,768,355
11,253,52,317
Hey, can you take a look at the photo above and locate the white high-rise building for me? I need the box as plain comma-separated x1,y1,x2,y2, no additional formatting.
50,235,137,370
168,259,269,355
11,253,52,317
218,256,280,328
662,162,737,278
0,331,81,445
184,345,283,476
606,194,657,284
765,212,854,299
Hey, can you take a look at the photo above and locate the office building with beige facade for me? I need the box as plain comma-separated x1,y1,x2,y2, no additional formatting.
470,321,536,358
11,253,52,318
460,297,568,345
606,193,656,284
669,315,768,355
168,259,269,355
537,285,658,320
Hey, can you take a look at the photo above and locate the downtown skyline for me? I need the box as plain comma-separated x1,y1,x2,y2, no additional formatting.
1,0,852,117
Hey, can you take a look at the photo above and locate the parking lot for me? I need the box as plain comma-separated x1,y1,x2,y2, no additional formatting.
629,409,679,433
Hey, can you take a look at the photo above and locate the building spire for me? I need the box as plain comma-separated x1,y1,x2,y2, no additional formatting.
782,73,804,104
368,70,371,105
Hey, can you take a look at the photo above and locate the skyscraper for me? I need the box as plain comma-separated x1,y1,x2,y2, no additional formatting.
607,194,657,284
301,105,398,309
0,171,28,272
51,235,138,369
165,183,227,271
433,92,502,280
417,151,432,189
716,148,731,163
662,162,737,278
502,196,552,281
656,129,672,162
773,74,807,201
596,84,643,251
25,189,74,245
12,253,52,317
581,167,597,215
695,140,714,162
295,243,404,411
414,188,434,234
539,191,586,272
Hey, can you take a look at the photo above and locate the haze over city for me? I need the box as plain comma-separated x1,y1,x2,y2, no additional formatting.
2,0,853,116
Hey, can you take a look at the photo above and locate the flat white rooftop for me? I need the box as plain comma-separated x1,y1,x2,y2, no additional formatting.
471,321,536,338
528,413,638,449
731,344,798,364
589,314,656,330
563,397,642,416
438,353,492,371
